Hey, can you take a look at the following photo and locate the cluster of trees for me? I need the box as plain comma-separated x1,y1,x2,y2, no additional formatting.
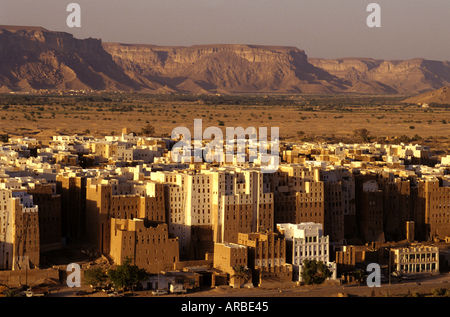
300,259,332,285
83,258,333,291
108,104,134,112
0,96,50,106
428,102,450,109
84,257,148,292
0,134,9,143
74,96,113,103
231,260,334,287
353,128,371,143
140,124,156,136
298,95,407,110
296,128,424,145
152,93,298,107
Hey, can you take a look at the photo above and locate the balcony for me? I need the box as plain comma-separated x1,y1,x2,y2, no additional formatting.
399,258,436,263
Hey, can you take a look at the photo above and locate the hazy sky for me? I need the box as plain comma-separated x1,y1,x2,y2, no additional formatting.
1,0,449,61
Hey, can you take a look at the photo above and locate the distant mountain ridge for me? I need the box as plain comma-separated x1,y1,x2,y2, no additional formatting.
0,25,139,92
1,25,450,95
309,58,450,94
102,42,348,94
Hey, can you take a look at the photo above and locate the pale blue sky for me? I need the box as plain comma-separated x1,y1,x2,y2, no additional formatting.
1,0,449,61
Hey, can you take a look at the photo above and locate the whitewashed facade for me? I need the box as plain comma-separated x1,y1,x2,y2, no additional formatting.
278,222,337,282
392,246,439,275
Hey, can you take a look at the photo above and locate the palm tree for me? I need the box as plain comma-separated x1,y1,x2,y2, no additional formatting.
3,289,18,297
352,270,366,286
230,265,250,289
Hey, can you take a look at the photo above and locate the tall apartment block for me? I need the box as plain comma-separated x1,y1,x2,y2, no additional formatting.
151,170,213,260
152,166,273,260
85,177,165,255
0,189,40,270
56,172,86,244
212,167,273,245
26,182,62,252
277,222,337,282
110,218,179,273
213,242,249,288
376,171,412,241
420,177,450,240
323,166,356,244
237,231,292,287
272,165,323,225
355,176,384,243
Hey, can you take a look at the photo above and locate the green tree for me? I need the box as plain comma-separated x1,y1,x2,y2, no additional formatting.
352,269,366,286
431,288,446,297
411,134,422,141
3,289,18,297
141,123,155,136
398,135,410,143
0,134,9,143
353,128,371,143
230,265,250,288
301,259,332,285
83,267,107,287
297,131,305,140
107,257,148,291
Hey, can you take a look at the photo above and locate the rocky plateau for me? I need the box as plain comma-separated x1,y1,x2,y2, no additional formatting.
1,25,450,96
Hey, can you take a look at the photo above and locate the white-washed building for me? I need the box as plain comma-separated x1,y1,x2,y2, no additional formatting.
277,222,337,282
392,246,439,275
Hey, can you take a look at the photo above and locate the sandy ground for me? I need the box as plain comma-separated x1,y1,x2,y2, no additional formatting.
2,99,450,142
41,272,450,298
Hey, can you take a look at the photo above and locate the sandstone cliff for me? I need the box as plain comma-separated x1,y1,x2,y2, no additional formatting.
2,25,450,95
309,58,450,94
102,43,348,94
0,26,141,92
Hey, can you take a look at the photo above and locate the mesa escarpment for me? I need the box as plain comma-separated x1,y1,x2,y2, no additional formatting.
309,58,450,94
0,26,349,94
0,26,140,92
102,43,347,93
2,25,450,95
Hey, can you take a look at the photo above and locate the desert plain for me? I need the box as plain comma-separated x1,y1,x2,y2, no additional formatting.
1,93,450,157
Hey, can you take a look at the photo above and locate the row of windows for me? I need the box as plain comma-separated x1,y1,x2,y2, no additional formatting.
400,253,437,260
431,213,450,217
195,218,211,224
295,249,327,257
400,263,437,272
298,212,322,217
298,202,323,208
192,178,210,184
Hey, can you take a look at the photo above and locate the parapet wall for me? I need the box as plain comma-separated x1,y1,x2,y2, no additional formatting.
0,268,60,287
